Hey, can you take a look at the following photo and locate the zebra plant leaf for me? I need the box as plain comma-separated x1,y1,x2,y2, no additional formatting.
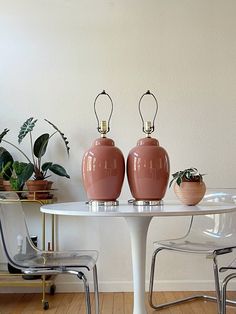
44,119,70,155
18,117,38,144
0,129,10,143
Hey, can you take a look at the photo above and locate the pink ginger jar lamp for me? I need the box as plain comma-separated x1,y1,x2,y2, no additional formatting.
82,90,125,206
127,90,170,206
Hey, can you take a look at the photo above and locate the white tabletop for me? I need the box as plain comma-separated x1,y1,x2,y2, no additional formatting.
40,200,236,217
40,199,236,314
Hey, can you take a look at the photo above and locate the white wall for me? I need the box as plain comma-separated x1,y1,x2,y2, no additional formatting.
0,0,236,292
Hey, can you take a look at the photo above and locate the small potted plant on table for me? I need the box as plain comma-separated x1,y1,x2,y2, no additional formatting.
0,117,70,199
169,167,206,205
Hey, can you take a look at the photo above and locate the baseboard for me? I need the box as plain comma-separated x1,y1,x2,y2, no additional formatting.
1,279,236,293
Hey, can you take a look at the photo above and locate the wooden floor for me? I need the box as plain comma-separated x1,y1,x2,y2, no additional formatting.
0,291,236,313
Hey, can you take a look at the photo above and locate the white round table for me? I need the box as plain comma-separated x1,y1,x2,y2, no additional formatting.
40,201,236,314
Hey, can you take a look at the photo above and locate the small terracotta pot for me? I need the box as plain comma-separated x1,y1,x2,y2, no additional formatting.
26,180,53,200
174,181,206,206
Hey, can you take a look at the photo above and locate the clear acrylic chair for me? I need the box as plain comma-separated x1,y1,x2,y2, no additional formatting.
149,188,236,314
0,191,99,313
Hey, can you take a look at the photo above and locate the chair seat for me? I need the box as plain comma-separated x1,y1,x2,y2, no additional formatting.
155,238,235,254
13,250,98,271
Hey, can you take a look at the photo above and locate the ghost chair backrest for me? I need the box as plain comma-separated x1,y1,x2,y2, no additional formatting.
183,188,236,245
0,191,38,270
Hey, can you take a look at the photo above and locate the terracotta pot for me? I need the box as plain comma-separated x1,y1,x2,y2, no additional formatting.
174,181,206,206
2,180,12,191
0,177,3,191
26,180,53,200
127,137,170,201
82,137,125,202
2,180,24,198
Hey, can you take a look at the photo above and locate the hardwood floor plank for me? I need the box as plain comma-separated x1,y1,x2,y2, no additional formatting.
55,293,75,314
124,292,133,314
163,292,183,314
66,293,83,314
1,291,236,313
9,294,36,314
100,292,113,314
113,292,124,314
0,293,24,314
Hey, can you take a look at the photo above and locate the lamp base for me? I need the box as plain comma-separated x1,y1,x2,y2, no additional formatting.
87,200,119,206
132,200,163,206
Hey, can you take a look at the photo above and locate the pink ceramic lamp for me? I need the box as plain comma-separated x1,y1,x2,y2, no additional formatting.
82,90,125,206
127,90,170,205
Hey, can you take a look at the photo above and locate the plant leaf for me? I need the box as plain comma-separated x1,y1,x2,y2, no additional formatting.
176,177,182,186
0,148,14,179
33,134,49,158
42,162,53,172
44,119,70,155
0,161,13,180
0,129,10,143
18,117,38,144
13,161,29,176
19,162,34,181
12,161,22,175
169,178,175,188
10,178,21,191
48,163,70,178
9,163,33,190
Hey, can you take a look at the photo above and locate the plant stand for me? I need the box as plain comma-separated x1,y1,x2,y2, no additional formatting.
0,192,57,310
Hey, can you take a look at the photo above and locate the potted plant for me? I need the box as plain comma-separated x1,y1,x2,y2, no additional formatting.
0,160,33,192
0,117,70,198
169,167,206,205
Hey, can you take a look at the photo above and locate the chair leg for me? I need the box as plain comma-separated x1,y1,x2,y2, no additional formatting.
148,247,224,310
78,271,91,314
213,253,221,314
149,247,163,308
221,273,236,314
93,265,100,314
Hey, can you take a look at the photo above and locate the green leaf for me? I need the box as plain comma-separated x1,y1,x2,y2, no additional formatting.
12,161,28,176
10,178,21,191
33,134,49,158
0,147,14,179
13,161,22,175
0,129,10,143
18,163,34,186
42,162,53,172
176,177,182,186
0,161,13,180
169,178,175,188
44,119,70,155
48,163,70,178
18,117,38,144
